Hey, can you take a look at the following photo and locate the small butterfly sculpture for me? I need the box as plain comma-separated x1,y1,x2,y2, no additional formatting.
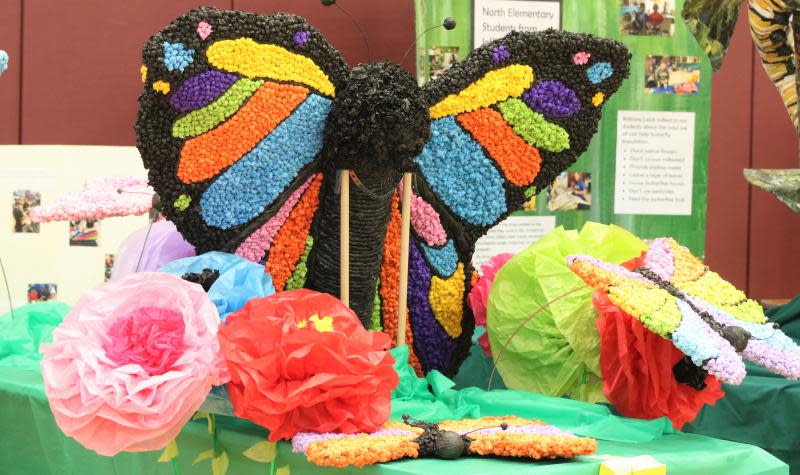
291,416,596,467
569,238,800,386
136,7,630,376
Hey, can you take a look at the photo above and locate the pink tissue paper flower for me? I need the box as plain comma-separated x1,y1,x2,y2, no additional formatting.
467,253,515,357
29,176,153,223
40,273,229,456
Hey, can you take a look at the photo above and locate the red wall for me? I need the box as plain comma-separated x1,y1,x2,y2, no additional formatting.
0,1,797,297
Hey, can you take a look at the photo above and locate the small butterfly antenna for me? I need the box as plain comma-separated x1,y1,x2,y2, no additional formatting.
462,422,510,436
399,17,457,68
117,188,155,196
0,257,14,319
321,0,373,63
487,284,589,390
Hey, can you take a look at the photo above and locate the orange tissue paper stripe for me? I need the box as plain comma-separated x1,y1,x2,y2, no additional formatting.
457,108,542,187
177,82,309,184
266,175,322,291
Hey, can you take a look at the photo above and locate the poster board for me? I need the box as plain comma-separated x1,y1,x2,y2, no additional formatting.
415,0,711,264
0,145,149,315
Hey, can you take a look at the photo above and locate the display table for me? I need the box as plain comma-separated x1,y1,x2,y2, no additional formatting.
0,366,787,475
685,296,800,472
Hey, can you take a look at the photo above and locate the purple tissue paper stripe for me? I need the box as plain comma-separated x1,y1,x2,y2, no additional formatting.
170,70,238,111
408,242,456,373
522,80,581,118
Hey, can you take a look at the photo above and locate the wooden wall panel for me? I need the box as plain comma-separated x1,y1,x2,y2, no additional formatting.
233,0,416,72
20,0,231,145
0,0,22,144
704,5,754,291
747,50,800,299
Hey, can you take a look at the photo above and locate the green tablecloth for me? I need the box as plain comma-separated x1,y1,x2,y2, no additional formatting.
0,366,787,475
685,296,800,472
0,303,790,474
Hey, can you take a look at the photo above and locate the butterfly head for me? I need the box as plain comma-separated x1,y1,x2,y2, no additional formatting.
323,61,430,175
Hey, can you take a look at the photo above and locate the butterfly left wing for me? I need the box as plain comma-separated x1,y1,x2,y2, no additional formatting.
380,30,630,376
136,7,348,285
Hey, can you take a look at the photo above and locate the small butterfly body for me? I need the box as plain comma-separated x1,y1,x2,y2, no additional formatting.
137,7,630,376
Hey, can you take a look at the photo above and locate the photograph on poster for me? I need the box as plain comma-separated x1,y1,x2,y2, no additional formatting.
645,56,701,94
620,0,675,37
27,283,57,303
547,172,591,211
12,189,41,233
428,46,460,80
69,220,99,247
104,254,115,282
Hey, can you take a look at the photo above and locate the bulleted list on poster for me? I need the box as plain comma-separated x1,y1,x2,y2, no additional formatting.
473,215,556,267
473,0,561,47
614,110,695,216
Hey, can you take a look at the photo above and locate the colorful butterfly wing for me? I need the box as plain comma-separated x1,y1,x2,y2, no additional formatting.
568,254,747,385
417,30,631,239
136,7,347,278
644,238,800,379
385,30,630,375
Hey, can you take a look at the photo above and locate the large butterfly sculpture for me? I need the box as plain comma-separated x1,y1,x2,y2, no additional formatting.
136,7,630,376
569,237,800,386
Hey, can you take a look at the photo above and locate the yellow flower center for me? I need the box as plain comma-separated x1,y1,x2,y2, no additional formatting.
297,314,334,332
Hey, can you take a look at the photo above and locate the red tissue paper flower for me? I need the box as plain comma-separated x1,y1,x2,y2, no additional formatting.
594,291,724,429
218,289,399,441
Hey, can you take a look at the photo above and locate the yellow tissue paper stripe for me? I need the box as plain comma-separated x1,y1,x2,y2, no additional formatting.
429,64,534,119
429,263,465,338
207,38,335,97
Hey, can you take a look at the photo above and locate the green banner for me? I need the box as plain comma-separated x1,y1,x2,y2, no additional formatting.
415,0,711,257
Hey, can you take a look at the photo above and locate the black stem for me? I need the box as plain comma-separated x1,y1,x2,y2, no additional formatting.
335,3,372,62
0,257,14,319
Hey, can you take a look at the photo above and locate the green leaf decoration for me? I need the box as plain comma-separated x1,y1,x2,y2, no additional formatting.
192,412,209,421
243,440,277,463
157,440,179,463
193,449,214,465
211,451,230,475
207,413,215,434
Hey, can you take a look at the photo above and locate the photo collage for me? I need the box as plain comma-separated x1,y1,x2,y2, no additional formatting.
11,189,112,307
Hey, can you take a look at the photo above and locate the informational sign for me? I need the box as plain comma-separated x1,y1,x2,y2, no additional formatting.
473,216,556,267
614,111,696,215
473,0,562,46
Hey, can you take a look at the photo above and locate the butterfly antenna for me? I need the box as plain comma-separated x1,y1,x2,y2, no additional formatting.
0,257,14,319
487,285,589,390
322,0,373,63
399,17,457,68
